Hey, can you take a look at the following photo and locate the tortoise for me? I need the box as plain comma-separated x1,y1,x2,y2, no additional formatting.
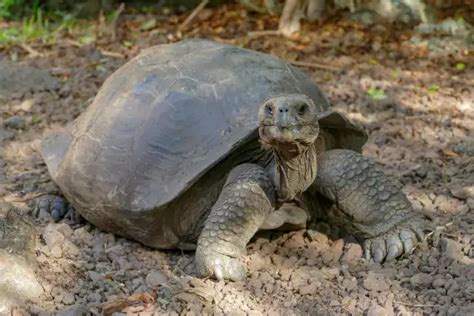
37,39,426,281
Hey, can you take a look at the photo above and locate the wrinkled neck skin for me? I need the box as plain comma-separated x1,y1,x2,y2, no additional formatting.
268,142,318,203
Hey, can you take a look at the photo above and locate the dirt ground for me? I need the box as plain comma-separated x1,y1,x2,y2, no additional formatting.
1,4,473,315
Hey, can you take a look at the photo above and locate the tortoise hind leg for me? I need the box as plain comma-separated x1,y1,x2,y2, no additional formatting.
195,163,276,281
313,149,428,263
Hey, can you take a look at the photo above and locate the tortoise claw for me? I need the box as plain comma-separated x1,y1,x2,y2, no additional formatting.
364,223,425,263
33,195,72,222
195,248,246,281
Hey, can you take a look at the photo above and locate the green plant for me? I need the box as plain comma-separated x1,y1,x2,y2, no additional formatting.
0,0,42,19
0,7,80,46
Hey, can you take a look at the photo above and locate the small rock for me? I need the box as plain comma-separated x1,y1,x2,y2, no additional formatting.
367,304,392,316
0,251,43,310
88,271,103,282
0,127,15,142
305,230,328,244
298,282,319,295
50,245,63,258
432,277,446,288
467,198,474,211
43,224,65,247
363,273,390,291
341,277,357,291
322,239,344,265
410,273,433,289
440,238,473,264
73,227,92,243
449,185,469,200
88,292,102,302
63,241,80,257
3,115,25,129
340,243,363,265
62,293,75,305
465,282,474,300
55,223,74,238
57,304,88,316
447,306,459,316
145,270,168,287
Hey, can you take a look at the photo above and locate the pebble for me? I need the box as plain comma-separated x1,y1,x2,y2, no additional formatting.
322,239,344,265
410,273,433,289
367,304,393,316
62,293,75,305
145,270,168,287
440,238,471,264
363,273,390,292
299,282,319,295
88,292,102,302
50,245,63,258
42,224,65,247
56,304,88,316
73,227,93,243
55,223,74,238
340,243,363,265
0,127,14,142
432,277,446,288
449,185,470,200
88,271,103,282
3,115,25,129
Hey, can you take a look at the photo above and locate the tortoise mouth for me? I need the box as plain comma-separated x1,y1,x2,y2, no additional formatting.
258,124,319,150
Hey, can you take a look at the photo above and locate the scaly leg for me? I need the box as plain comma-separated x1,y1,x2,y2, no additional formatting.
32,194,77,222
195,163,276,281
314,149,428,263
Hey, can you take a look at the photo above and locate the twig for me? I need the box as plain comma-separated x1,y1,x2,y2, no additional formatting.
20,43,42,57
178,0,209,31
247,30,282,37
289,60,340,71
64,39,82,47
112,2,125,42
6,192,55,203
100,50,125,58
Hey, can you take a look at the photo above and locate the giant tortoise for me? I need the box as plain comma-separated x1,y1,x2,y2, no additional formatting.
37,39,426,280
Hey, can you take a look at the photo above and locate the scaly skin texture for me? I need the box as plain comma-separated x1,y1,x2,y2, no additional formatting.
33,194,78,223
314,149,426,262
36,94,427,280
195,163,276,281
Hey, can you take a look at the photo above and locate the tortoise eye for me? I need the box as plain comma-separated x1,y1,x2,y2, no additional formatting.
297,103,308,115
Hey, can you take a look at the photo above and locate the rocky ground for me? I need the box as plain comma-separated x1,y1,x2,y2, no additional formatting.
0,4,473,315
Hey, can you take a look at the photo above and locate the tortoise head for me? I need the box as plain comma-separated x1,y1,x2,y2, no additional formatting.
258,94,320,155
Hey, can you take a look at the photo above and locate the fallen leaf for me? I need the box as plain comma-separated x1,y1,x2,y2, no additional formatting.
367,87,386,100
455,62,466,70
428,85,440,93
440,148,460,158
102,292,156,316
141,18,157,31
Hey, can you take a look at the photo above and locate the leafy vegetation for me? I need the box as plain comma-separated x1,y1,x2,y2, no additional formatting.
0,8,80,46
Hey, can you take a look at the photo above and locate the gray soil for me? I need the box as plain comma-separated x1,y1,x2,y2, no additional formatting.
0,5,473,315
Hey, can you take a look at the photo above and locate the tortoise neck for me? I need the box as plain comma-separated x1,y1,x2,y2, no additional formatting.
272,143,318,202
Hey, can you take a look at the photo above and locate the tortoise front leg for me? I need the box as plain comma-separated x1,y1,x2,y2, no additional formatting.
195,163,276,281
314,149,428,263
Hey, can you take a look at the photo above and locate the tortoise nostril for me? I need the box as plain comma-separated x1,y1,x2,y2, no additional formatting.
279,109,284,113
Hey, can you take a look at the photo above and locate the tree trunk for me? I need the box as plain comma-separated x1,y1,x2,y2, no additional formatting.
306,0,325,22
278,0,306,37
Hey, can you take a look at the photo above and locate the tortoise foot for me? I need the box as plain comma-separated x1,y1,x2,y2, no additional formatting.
32,195,77,222
195,247,245,281
363,219,426,263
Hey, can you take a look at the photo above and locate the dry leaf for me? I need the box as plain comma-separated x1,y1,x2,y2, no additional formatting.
440,148,460,158
102,292,156,316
